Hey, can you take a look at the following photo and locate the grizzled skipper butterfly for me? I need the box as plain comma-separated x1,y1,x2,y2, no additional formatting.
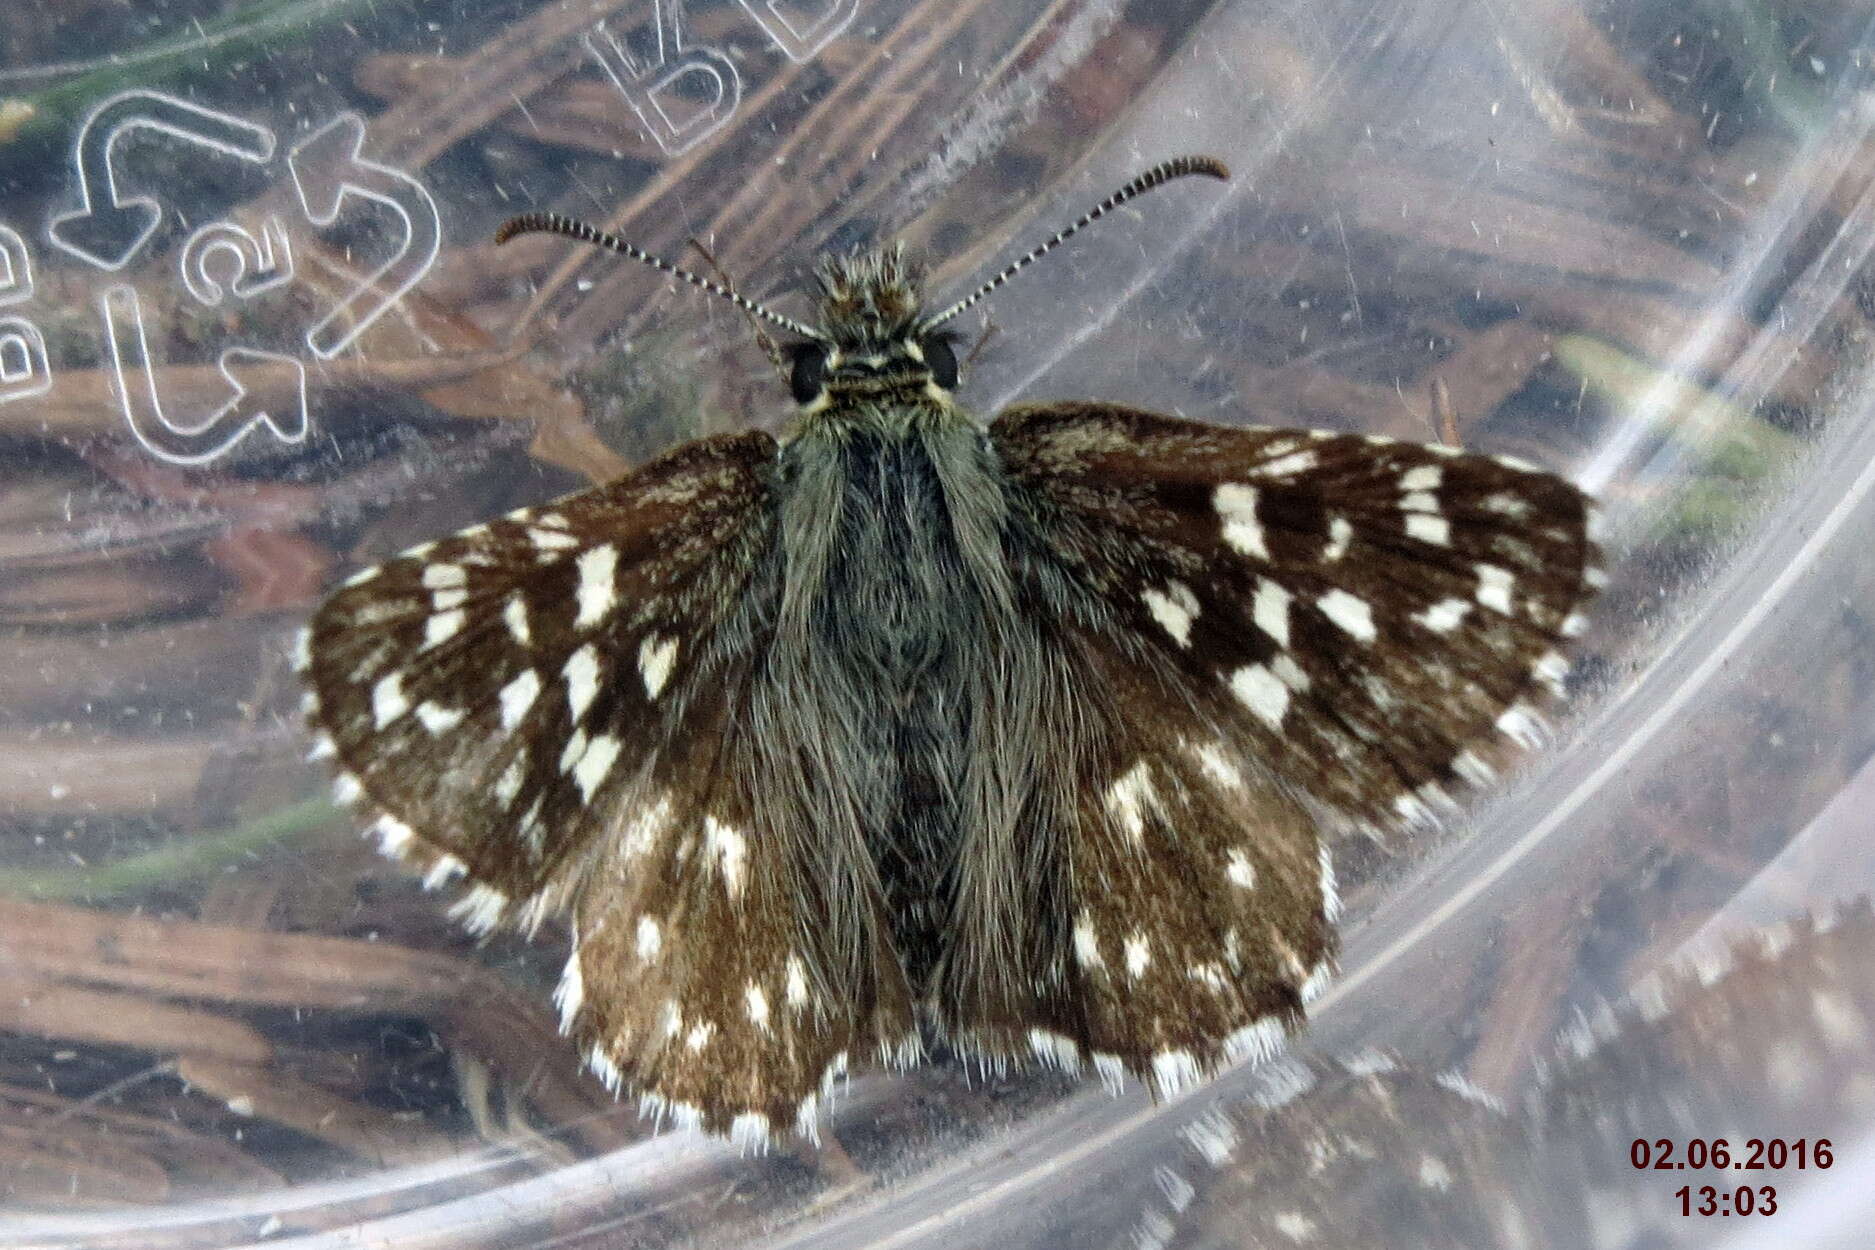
298,157,1601,1146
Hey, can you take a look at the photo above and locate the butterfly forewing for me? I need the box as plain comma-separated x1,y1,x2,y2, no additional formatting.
302,431,776,907
992,403,1602,833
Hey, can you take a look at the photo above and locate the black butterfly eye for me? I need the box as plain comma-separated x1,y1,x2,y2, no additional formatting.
789,343,828,404
921,335,959,390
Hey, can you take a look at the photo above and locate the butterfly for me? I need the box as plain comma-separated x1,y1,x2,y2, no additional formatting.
297,156,1602,1146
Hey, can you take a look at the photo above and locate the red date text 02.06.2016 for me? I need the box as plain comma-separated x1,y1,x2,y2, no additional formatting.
1675,1185,1777,1217
1630,1138,1832,1171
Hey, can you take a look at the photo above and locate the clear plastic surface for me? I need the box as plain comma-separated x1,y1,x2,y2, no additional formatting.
3,1,1874,1246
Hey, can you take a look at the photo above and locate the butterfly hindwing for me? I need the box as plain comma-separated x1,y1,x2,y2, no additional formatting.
560,666,917,1139
1008,626,1337,1093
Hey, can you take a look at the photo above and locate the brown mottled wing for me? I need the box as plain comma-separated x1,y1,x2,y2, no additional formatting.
995,402,1600,830
300,431,913,1141
952,403,1598,1091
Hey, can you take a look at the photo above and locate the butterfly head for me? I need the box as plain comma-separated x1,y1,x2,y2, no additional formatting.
785,245,960,409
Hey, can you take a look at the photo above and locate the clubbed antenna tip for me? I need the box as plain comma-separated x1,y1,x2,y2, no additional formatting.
495,211,823,340
922,155,1231,329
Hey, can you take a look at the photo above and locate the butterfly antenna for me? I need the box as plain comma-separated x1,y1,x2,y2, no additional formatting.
687,236,788,378
922,155,1230,330
497,212,825,341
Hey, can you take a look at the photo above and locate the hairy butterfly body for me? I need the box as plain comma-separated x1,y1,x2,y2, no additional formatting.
299,157,1602,1144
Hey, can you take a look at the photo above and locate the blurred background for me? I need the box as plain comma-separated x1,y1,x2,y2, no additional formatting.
3,1,1874,1245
